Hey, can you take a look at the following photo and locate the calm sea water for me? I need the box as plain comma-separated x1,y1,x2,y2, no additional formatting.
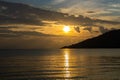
0,49,120,80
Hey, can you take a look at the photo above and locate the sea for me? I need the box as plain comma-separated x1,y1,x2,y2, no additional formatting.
0,49,120,80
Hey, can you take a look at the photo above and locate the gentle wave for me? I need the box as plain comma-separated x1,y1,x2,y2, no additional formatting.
0,49,120,80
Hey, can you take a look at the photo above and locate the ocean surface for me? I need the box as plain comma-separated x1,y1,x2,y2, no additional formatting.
0,49,120,80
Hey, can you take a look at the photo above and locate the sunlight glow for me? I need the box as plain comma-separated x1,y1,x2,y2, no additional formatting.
63,26,71,33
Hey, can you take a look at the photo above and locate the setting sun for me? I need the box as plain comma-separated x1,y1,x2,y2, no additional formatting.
63,26,71,33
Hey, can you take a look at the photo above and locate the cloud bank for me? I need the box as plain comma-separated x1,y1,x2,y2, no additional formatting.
3,0,120,21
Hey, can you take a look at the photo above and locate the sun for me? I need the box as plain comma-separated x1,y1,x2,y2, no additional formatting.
63,26,71,33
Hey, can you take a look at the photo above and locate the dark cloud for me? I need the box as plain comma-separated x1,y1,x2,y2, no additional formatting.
82,24,117,34
0,15,45,26
83,25,118,34
83,25,111,33
74,26,80,33
99,26,109,33
0,26,18,29
0,28,56,38
81,23,96,26
0,25,44,31
86,11,95,14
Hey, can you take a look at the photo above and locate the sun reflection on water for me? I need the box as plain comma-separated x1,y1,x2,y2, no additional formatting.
64,49,70,78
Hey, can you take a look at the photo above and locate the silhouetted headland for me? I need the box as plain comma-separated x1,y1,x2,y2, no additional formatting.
62,29,120,48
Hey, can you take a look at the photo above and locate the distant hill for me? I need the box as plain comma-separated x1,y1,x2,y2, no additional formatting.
0,0,120,26
62,29,120,48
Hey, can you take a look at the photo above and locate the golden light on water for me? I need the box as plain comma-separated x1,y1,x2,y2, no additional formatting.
64,49,70,78
63,26,71,33
64,52,69,68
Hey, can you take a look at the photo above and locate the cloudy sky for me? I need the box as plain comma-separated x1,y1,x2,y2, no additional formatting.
3,0,120,21
0,0,120,49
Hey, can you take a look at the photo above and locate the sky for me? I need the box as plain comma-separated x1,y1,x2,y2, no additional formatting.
0,0,120,49
3,0,120,21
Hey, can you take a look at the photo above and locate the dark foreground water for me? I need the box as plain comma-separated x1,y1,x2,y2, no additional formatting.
0,49,120,80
